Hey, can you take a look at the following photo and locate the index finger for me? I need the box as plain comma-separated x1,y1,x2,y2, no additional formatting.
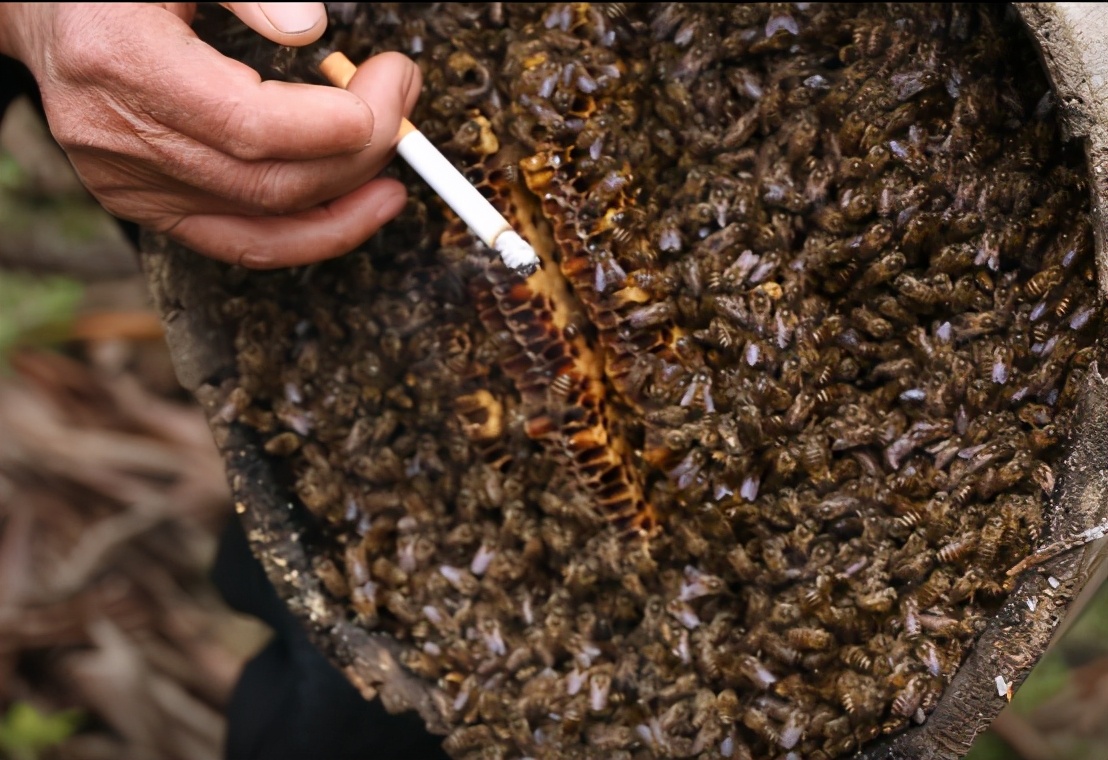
344,51,424,151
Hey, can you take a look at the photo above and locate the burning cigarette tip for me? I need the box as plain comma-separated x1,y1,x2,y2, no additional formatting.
494,231,540,273
317,50,538,276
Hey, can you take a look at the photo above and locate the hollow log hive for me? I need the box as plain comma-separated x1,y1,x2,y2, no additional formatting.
214,4,1104,758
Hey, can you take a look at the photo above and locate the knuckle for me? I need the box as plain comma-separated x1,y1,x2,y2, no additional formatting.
403,58,423,100
43,115,91,152
240,165,305,216
149,213,186,236
215,100,270,161
171,220,271,268
51,12,121,82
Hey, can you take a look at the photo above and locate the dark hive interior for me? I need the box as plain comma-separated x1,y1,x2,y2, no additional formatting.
211,4,1104,758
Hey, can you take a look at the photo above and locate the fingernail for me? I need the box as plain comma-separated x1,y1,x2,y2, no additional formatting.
374,190,407,223
261,4,323,34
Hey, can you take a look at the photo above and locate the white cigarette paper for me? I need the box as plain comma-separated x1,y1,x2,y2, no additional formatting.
319,51,539,273
397,130,527,256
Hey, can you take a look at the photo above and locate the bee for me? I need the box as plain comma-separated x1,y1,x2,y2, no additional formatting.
313,556,351,599
400,647,444,680
587,671,614,713
768,598,803,627
901,598,922,640
855,586,897,614
585,723,636,751
946,569,987,605
916,639,945,679
823,734,857,757
742,707,781,747
1024,265,1065,299
842,187,876,224
937,534,976,565
891,550,934,583
761,632,802,668
438,564,479,596
727,544,760,582
839,646,874,673
869,295,915,329
850,306,894,340
891,676,924,718
975,514,1007,567
501,643,535,678
894,272,948,308
836,671,881,721
443,725,498,756
731,653,779,690
265,430,302,456
786,626,836,651
798,572,833,615
911,567,954,610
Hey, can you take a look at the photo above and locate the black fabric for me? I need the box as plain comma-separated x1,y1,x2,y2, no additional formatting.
0,54,40,119
213,519,449,760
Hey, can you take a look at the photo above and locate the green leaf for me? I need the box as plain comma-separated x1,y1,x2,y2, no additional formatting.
0,154,27,191
0,271,83,366
0,701,83,759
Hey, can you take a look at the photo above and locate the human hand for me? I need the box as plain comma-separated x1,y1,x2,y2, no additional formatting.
0,3,422,268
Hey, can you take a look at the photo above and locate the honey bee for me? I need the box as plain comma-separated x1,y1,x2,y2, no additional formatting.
401,647,444,680
786,626,836,651
742,707,781,747
727,543,760,582
443,725,498,756
891,550,934,583
891,676,924,718
901,598,922,640
585,723,636,751
975,514,1007,567
730,653,779,690
937,534,976,565
822,733,857,758
1023,265,1065,299
839,646,874,673
835,671,882,721
911,567,954,610
855,586,897,614
761,632,802,668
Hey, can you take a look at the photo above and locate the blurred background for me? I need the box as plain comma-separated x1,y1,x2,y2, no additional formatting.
1,87,1107,760
0,96,269,760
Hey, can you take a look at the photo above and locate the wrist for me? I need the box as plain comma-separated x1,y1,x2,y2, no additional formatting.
0,4,49,71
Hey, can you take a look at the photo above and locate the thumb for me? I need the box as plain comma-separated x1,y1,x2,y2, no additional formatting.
219,3,327,46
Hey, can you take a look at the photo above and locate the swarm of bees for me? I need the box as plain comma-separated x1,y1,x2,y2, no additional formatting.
216,4,1103,758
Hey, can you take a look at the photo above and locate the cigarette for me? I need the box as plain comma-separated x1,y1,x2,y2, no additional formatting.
319,52,539,274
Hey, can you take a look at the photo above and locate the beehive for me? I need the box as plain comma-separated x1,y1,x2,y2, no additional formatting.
145,4,1108,758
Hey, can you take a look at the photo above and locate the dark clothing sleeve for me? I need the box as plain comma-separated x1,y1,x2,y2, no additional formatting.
212,518,449,760
0,54,41,118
